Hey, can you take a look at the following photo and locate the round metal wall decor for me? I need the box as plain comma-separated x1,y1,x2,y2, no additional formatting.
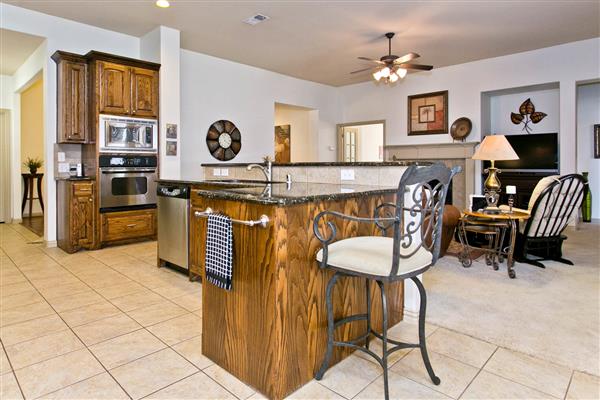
206,120,242,161
450,117,472,141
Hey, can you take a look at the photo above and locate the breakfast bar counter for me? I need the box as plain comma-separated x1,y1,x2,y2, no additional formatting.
183,180,405,399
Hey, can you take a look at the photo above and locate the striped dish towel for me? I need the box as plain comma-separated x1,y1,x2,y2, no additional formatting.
204,213,234,290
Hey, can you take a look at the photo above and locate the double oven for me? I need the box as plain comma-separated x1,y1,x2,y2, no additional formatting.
98,115,158,212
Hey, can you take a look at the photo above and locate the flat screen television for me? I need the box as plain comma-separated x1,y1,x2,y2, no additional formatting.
483,133,559,172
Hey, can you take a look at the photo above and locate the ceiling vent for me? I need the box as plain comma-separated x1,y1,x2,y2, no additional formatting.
243,14,270,26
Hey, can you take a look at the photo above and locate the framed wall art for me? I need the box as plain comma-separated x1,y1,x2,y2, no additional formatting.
166,141,177,156
166,123,178,139
595,124,600,159
408,90,448,135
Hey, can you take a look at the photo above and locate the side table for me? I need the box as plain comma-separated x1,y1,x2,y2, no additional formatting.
458,209,530,278
21,173,44,217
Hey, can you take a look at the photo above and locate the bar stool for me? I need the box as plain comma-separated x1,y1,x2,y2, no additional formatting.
313,164,460,400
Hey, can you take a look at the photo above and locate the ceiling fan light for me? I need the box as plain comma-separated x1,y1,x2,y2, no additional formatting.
389,73,399,83
373,70,383,81
156,0,170,7
380,67,391,78
397,68,407,78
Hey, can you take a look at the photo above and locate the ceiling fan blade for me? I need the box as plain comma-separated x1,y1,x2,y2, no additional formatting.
350,67,376,74
397,63,433,71
358,56,384,64
393,52,420,65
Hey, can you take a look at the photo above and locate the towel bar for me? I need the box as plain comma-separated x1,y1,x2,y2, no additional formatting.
194,207,270,228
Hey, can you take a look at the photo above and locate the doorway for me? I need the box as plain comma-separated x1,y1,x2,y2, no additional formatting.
274,103,318,162
337,121,385,162
19,77,45,236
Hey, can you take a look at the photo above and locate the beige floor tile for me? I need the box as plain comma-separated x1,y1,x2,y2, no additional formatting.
426,328,497,368
0,290,45,310
40,373,129,400
0,301,55,327
170,292,203,312
59,301,122,327
172,336,214,370
146,371,236,399
30,275,82,289
110,348,198,399
391,349,478,399
0,372,23,400
110,290,165,312
146,313,202,345
204,364,256,399
0,282,35,299
90,329,166,369
126,301,188,327
94,281,146,299
484,348,572,398
0,348,11,375
355,337,411,368
36,281,91,300
287,380,345,399
46,290,104,312
354,370,450,399
566,371,600,399
73,313,141,345
462,370,555,399
151,283,199,300
0,273,27,286
387,320,438,344
4,330,84,370
13,348,104,399
318,354,383,399
0,315,69,346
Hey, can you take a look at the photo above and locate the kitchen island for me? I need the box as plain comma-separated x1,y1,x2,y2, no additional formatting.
177,179,405,399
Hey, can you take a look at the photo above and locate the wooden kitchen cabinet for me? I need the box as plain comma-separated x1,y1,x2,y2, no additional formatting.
98,61,131,116
97,62,158,118
53,54,89,143
57,180,96,253
101,208,157,243
188,204,204,281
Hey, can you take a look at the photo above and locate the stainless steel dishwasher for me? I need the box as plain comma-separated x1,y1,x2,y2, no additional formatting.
157,182,190,272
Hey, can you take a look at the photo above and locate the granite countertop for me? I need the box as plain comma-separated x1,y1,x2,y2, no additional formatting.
200,161,431,168
191,181,398,206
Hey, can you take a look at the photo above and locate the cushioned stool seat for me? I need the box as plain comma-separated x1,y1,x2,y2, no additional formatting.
316,236,433,277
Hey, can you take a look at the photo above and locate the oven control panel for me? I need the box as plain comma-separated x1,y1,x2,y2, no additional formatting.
99,155,158,168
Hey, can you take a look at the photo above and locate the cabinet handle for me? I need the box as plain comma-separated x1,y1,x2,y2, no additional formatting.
126,224,137,228
88,198,93,202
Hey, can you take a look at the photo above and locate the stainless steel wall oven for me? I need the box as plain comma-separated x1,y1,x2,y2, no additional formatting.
99,155,158,211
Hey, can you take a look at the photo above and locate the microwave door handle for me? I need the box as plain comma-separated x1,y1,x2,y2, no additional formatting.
101,169,156,174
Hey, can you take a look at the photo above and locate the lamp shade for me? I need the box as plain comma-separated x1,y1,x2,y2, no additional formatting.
472,135,519,161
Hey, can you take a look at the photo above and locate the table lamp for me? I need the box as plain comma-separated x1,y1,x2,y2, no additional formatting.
472,135,519,211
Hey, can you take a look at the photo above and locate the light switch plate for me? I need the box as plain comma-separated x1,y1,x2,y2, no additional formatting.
57,152,66,162
213,168,221,176
221,168,229,176
58,162,69,173
340,169,355,181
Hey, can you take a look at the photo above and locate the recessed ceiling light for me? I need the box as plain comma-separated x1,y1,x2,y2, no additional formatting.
156,0,170,8
243,14,270,26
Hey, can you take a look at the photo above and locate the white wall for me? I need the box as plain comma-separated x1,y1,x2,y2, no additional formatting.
339,38,600,184
180,49,339,180
576,83,600,219
356,124,383,161
2,3,141,243
274,104,318,162
0,75,14,110
489,88,559,135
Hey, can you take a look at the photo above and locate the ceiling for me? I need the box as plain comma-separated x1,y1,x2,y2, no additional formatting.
3,1,599,86
0,28,45,75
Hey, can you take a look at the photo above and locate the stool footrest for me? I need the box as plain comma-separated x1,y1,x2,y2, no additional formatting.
334,313,368,329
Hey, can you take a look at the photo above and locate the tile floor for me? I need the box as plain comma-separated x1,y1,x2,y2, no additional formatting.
1,223,598,399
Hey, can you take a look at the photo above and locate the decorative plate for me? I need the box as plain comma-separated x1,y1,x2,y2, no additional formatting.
206,120,242,161
450,117,472,141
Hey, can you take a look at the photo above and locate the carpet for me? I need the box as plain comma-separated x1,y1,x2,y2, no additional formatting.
426,222,600,376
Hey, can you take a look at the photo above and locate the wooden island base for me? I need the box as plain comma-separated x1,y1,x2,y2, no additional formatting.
191,190,404,399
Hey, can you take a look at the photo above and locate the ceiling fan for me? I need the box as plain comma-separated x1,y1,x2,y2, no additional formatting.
352,32,433,83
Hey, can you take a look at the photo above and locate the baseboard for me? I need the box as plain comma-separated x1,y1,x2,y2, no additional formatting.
45,240,57,248
402,308,419,322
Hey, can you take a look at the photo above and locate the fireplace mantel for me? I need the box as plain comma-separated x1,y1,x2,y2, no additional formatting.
385,142,480,209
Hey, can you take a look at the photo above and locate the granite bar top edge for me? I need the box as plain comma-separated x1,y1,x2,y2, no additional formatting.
200,161,432,168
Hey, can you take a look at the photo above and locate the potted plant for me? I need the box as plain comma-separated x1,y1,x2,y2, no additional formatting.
23,157,43,175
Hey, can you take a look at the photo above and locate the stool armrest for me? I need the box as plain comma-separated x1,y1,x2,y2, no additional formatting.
499,205,530,214
313,210,399,269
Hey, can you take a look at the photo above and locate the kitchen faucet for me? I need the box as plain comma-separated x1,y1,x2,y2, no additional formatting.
247,156,273,182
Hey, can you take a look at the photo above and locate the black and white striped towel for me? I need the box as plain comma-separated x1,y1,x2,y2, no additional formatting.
204,213,234,291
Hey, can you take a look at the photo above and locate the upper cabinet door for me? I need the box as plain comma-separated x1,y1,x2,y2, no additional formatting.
130,67,158,118
58,60,88,143
98,61,130,115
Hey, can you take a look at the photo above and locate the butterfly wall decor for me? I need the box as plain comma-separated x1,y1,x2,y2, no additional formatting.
510,98,547,134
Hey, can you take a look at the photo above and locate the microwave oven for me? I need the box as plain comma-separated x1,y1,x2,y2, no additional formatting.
99,114,158,153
